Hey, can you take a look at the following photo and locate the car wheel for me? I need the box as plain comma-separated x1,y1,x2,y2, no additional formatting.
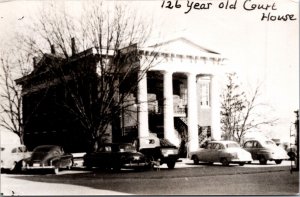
220,158,229,166
259,156,267,165
66,159,73,170
147,156,156,169
239,162,245,166
193,156,199,165
288,152,296,161
275,160,282,164
167,161,176,169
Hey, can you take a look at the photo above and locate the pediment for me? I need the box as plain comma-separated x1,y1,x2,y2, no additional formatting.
147,37,220,56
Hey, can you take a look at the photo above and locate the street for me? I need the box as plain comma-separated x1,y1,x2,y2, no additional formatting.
1,160,299,195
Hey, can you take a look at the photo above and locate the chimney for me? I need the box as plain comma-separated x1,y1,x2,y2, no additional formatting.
51,44,56,55
33,57,37,69
71,37,77,56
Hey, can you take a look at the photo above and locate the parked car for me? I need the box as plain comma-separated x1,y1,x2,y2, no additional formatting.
1,145,31,172
243,139,289,164
189,140,253,166
139,138,179,169
22,145,73,174
83,143,148,171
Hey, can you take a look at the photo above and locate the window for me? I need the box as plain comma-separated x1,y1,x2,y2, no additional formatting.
12,148,17,153
244,141,253,148
253,141,259,148
199,79,210,107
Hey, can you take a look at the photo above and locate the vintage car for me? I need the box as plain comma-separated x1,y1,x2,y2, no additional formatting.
22,145,73,174
243,139,289,164
189,141,253,166
139,138,179,169
83,143,148,171
1,144,31,172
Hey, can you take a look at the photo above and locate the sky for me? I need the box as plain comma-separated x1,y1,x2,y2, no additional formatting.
0,0,299,142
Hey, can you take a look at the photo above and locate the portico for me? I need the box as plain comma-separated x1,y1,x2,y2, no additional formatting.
134,37,226,153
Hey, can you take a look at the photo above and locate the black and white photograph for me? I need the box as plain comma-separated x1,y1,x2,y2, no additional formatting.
0,0,299,195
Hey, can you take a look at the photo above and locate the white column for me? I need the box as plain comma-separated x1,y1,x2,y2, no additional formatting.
210,75,221,140
163,71,177,146
187,73,199,152
137,70,149,138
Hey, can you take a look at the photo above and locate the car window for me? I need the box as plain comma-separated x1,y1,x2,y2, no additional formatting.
214,144,222,149
209,143,217,149
219,144,225,149
226,142,240,148
19,146,27,152
119,144,136,152
11,148,17,153
206,143,212,149
244,141,253,148
52,150,60,156
104,146,112,152
253,141,260,148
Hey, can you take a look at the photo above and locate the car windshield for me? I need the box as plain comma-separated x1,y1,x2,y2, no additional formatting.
119,144,136,152
31,146,61,159
225,142,240,148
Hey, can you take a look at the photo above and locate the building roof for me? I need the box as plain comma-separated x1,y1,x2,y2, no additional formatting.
144,37,220,57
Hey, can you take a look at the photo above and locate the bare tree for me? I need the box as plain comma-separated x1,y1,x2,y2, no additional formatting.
0,50,32,144
14,1,159,151
220,73,278,143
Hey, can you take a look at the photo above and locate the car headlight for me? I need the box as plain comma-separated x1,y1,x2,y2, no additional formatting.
133,156,140,160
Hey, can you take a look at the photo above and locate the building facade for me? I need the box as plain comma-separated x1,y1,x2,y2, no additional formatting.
16,37,226,153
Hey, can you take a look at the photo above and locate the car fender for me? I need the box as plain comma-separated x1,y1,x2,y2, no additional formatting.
49,156,61,167
257,151,272,159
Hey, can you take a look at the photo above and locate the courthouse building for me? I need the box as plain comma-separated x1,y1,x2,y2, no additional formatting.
16,37,226,153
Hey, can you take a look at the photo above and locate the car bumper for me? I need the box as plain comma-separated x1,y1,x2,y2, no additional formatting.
230,158,253,162
123,162,147,168
22,165,56,170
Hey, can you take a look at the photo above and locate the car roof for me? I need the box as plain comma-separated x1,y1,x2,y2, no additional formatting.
33,145,61,151
208,140,238,144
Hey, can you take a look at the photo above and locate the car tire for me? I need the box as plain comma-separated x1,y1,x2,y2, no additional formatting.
193,156,199,165
239,162,245,166
275,160,282,164
66,159,73,170
288,152,296,161
259,156,267,165
220,158,229,166
167,161,176,169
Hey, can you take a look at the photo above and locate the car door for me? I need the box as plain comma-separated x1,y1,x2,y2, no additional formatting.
251,141,261,160
210,143,221,162
99,145,113,167
215,143,226,161
244,141,254,158
204,143,217,162
197,144,211,162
